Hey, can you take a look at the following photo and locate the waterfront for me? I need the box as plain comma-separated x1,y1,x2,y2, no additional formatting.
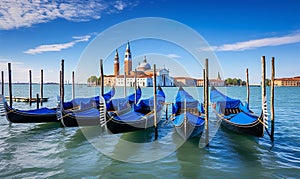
0,84,299,178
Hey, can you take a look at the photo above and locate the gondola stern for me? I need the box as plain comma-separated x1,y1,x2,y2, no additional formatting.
0,94,9,122
259,111,267,138
56,95,66,126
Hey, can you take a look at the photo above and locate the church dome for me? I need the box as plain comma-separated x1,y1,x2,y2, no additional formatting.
137,56,151,70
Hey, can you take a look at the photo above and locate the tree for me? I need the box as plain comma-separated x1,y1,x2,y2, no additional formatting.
225,78,233,86
225,78,246,86
87,76,98,85
237,79,242,85
232,78,238,85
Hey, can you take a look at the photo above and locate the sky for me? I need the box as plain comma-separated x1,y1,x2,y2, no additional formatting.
0,0,300,84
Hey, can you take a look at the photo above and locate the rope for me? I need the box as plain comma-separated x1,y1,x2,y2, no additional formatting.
258,114,272,139
144,110,154,117
4,109,15,115
257,117,269,129
67,105,80,111
57,113,71,121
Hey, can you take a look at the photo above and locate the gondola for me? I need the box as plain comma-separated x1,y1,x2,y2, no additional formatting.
0,87,115,124
171,86,205,139
105,86,165,134
0,96,57,123
58,87,144,128
210,86,265,137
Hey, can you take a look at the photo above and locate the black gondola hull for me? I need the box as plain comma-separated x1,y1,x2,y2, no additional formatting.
60,109,163,135
219,116,264,137
5,105,57,123
105,110,162,134
60,112,100,127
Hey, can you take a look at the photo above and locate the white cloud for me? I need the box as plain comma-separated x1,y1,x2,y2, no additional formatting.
0,0,134,30
166,54,181,59
209,32,300,51
24,35,91,55
114,1,127,11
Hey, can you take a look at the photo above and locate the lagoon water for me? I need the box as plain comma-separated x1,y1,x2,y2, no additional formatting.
0,84,299,178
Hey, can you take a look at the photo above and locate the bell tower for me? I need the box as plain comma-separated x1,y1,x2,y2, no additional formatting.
124,42,132,76
114,49,119,76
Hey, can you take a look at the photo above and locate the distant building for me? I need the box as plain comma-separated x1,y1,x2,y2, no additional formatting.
174,77,197,87
103,75,116,87
196,79,204,87
210,72,225,86
104,42,174,87
116,75,154,87
113,50,120,76
274,76,300,86
186,73,225,87
209,79,226,87
196,78,225,87
98,42,225,87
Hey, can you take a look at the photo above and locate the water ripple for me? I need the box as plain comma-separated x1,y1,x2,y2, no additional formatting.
0,86,300,178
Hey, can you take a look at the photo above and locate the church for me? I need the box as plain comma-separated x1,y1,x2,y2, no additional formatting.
103,42,174,87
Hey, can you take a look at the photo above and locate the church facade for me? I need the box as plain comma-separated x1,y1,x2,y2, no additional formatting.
104,42,174,87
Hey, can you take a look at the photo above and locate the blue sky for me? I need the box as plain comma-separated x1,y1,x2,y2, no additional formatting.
0,0,300,84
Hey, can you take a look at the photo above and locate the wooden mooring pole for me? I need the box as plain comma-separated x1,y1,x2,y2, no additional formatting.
184,98,187,138
153,64,158,140
134,68,137,104
100,59,104,96
203,68,206,104
8,63,12,107
72,71,75,100
59,70,62,102
165,103,168,121
29,70,32,106
60,59,64,104
271,57,275,142
40,69,43,106
246,68,250,106
204,58,209,146
36,93,39,109
124,70,127,97
1,71,4,95
261,56,266,134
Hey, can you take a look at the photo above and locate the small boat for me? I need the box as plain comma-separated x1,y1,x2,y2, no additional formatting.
210,86,265,137
105,86,165,134
58,87,143,128
0,87,115,124
171,87,205,139
5,96,49,103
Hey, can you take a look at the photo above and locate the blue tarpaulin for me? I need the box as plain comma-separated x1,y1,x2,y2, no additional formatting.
134,87,165,113
106,87,142,111
210,86,241,110
18,107,56,115
63,87,115,109
172,87,204,114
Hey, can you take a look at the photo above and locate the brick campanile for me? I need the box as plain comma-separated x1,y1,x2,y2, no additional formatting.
114,49,119,76
124,42,132,76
